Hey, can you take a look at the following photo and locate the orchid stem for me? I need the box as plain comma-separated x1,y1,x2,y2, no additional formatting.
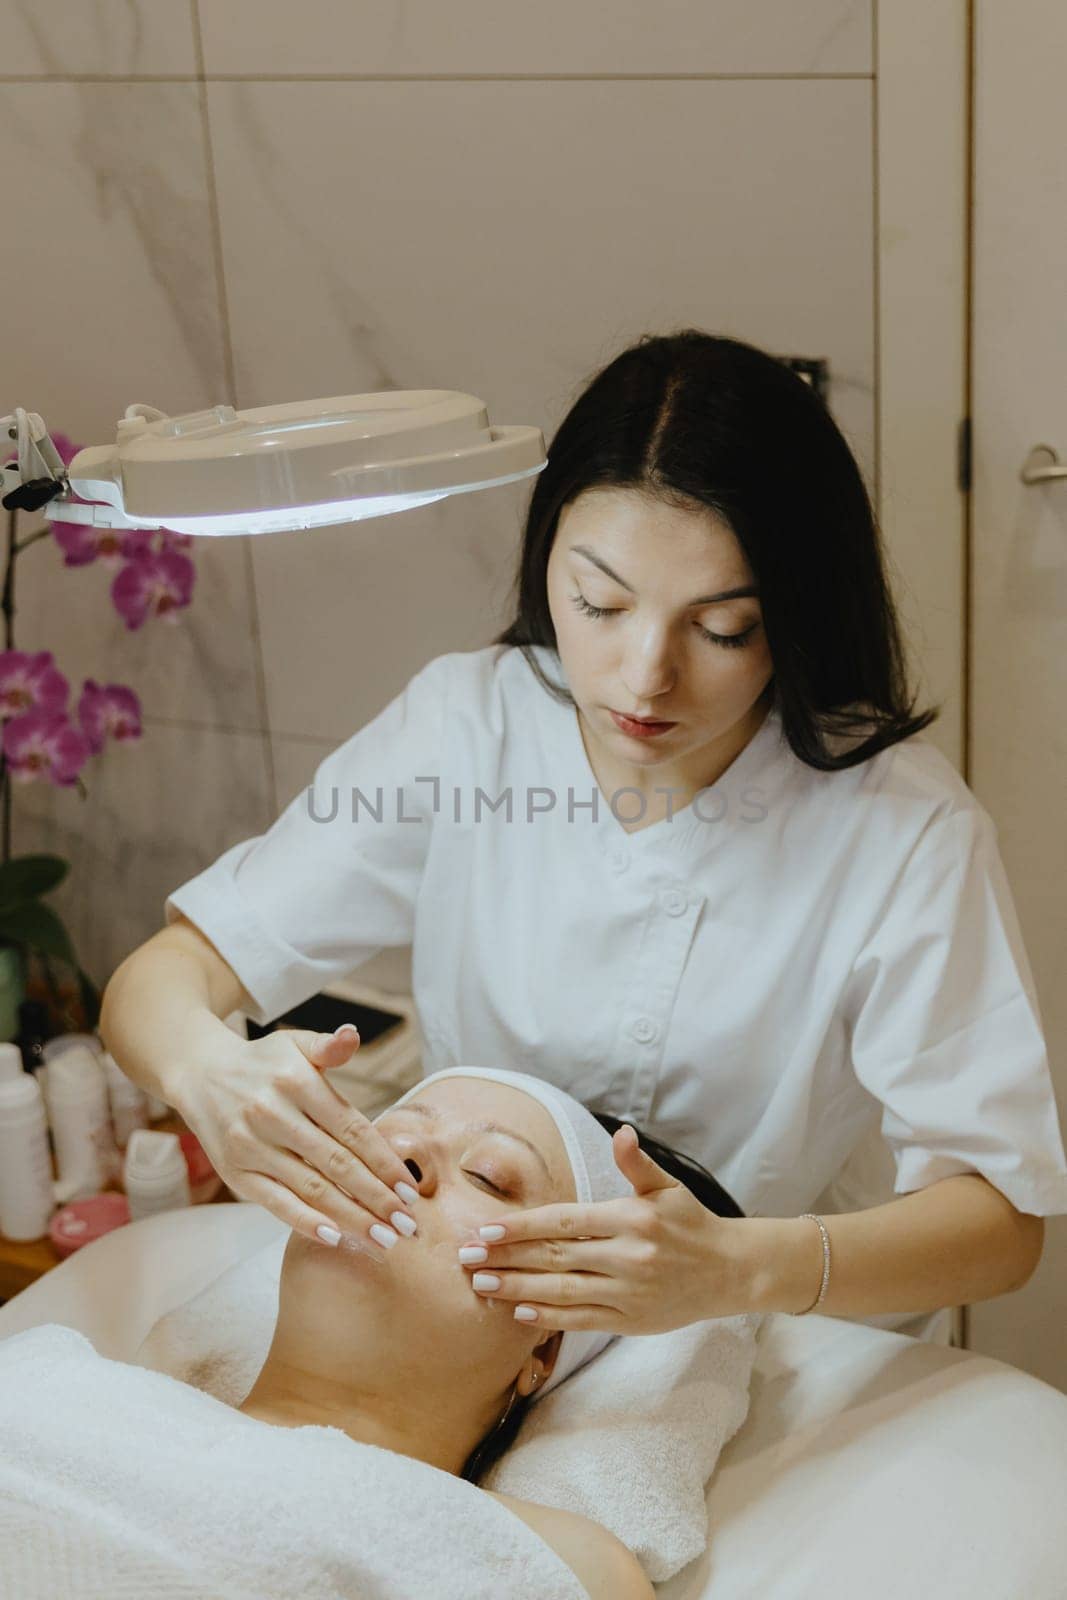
14,527,52,555
1,505,15,865
4,505,16,652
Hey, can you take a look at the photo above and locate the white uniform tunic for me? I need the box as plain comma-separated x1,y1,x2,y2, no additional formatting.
166,644,1067,1229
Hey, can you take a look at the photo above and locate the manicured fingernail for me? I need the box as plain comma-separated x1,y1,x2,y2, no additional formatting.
472,1273,501,1292
391,1210,417,1236
458,1244,488,1263
394,1181,420,1205
336,1024,360,1040
478,1224,507,1241
316,1224,341,1246
370,1223,398,1249
514,1305,538,1322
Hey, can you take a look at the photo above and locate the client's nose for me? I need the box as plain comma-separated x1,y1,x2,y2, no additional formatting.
386,1126,441,1197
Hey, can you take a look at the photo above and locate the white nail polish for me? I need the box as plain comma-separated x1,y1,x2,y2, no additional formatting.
370,1223,398,1249
391,1210,417,1236
316,1224,341,1246
394,1181,420,1205
458,1244,488,1263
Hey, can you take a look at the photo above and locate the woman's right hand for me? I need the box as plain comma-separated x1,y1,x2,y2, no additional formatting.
173,1024,420,1254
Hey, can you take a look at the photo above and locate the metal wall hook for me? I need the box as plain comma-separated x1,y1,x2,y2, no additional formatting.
1020,443,1067,484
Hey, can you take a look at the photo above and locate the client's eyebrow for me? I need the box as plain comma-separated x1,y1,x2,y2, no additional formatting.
390,1100,552,1181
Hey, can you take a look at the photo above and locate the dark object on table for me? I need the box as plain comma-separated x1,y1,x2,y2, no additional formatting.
14,999,50,1078
245,993,406,1050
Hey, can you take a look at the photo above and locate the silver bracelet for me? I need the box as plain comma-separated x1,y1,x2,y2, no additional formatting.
791,1213,831,1315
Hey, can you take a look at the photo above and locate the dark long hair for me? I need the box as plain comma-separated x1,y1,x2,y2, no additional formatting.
460,1111,744,1485
493,329,938,769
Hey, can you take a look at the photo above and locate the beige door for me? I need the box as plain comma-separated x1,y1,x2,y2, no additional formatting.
965,0,1067,1389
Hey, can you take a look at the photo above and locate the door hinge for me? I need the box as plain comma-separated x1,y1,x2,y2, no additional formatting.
957,417,972,493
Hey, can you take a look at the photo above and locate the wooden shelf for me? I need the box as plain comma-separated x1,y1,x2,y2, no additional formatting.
0,1112,230,1302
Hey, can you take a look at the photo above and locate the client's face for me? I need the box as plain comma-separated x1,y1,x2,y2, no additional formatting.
254,1078,577,1472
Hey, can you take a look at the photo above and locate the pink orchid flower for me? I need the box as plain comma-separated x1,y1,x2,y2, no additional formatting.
158,527,194,553
0,650,70,721
111,548,195,630
51,520,159,569
3,709,92,786
77,680,142,755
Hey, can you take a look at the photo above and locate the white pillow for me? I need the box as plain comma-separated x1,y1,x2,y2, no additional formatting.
134,1234,759,1583
486,1313,759,1581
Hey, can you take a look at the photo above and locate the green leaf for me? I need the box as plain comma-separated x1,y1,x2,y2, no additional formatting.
0,855,70,910
0,901,75,963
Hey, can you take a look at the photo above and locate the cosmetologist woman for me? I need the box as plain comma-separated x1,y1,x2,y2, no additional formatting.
101,331,1067,1343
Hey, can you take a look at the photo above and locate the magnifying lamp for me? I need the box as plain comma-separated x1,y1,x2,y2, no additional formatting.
0,390,547,537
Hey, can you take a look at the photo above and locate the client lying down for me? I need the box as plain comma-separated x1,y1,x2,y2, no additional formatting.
0,1067,744,1600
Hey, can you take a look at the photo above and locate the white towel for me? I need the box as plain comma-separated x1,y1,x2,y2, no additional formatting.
134,1233,286,1406
132,1233,759,1583
0,1323,588,1600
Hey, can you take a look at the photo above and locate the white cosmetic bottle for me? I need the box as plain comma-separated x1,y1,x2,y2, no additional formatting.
0,1041,55,1241
38,1030,104,1111
43,1031,103,1061
45,1043,121,1202
100,1050,149,1148
123,1128,191,1220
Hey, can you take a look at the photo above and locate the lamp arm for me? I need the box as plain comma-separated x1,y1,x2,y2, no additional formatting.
0,408,70,514
0,405,165,530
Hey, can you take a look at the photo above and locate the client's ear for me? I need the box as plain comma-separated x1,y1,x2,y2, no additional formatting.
518,1330,564,1396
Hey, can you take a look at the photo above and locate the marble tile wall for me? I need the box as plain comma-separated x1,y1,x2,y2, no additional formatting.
0,0,874,991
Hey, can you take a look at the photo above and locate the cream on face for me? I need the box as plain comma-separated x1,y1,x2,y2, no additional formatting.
374,1080,575,1247
243,1079,577,1470
294,1078,573,1286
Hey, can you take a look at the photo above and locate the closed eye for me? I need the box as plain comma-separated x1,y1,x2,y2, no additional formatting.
379,1110,521,1198
568,589,756,650
467,1172,511,1198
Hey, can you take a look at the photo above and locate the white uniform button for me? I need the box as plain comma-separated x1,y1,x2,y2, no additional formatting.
629,1016,658,1044
661,889,688,916
609,848,629,873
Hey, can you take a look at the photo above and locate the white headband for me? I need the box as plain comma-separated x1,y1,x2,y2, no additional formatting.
376,1067,633,1398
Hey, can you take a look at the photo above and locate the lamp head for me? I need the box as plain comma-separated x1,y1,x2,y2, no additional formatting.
3,391,546,537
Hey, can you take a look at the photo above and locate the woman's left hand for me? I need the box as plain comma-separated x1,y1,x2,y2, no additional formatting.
459,1125,749,1334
